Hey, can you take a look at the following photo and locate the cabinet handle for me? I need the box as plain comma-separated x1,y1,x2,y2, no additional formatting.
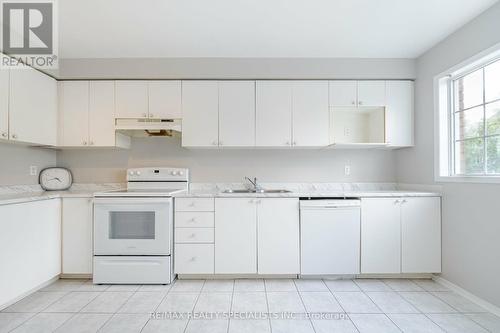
190,257,196,262
1,132,7,138
394,199,400,204
189,233,196,238
11,134,17,139
292,141,297,146
212,141,218,145
358,101,363,105
189,202,195,207
189,217,196,222
142,113,147,118
401,199,407,204
149,114,154,118
285,141,290,146
89,141,94,146
351,101,356,105
82,141,87,145
219,141,223,146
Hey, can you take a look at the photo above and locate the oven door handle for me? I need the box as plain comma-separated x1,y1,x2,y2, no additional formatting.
93,197,173,205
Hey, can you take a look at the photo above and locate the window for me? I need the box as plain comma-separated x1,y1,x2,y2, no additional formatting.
452,61,500,175
436,46,500,182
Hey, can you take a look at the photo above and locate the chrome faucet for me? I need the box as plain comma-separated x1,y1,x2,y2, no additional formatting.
244,177,263,192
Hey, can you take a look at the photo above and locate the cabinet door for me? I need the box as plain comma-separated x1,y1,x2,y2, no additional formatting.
0,199,61,308
357,81,386,107
402,197,441,273
329,80,357,107
59,81,89,146
257,198,300,274
256,81,292,147
89,81,116,146
115,81,148,118
361,198,401,274
0,68,9,140
218,81,255,147
9,67,57,145
148,81,182,119
62,198,93,275
292,81,329,146
181,81,219,147
386,81,414,147
215,198,257,274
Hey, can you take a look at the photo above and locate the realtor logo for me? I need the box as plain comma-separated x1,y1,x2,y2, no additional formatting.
1,0,58,68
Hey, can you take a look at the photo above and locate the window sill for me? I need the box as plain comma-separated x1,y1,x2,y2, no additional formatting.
435,175,500,184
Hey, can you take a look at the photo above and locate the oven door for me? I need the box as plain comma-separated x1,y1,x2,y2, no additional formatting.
93,197,172,255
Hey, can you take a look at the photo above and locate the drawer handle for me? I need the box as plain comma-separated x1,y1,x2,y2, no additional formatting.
189,233,196,238
190,257,196,261
189,202,195,207
190,218,196,222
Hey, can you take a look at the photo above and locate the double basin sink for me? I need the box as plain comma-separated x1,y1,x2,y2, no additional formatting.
222,189,291,194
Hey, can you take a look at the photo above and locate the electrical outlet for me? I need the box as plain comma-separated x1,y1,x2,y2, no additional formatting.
30,165,38,176
344,165,351,176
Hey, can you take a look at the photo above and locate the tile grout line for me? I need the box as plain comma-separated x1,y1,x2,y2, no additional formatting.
324,280,361,333
263,279,272,333
227,279,235,333
182,280,206,333
138,282,174,333
294,279,318,333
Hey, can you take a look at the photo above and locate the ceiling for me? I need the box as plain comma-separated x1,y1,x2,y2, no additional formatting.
59,0,498,59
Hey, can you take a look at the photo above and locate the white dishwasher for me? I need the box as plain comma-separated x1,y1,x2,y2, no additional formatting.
300,199,361,276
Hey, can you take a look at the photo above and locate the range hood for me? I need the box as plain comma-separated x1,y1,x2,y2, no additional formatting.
115,118,182,138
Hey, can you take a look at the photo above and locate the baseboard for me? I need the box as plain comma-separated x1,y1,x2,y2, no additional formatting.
60,274,92,279
433,275,500,317
0,275,59,311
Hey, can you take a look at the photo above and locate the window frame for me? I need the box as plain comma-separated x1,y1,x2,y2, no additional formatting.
434,42,500,183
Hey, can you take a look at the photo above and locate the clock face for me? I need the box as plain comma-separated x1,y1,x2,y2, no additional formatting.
39,168,73,191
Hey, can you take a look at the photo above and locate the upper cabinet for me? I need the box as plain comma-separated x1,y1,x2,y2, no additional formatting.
58,81,129,148
181,81,219,147
218,81,255,147
115,81,149,119
115,80,182,119
329,80,357,107
9,67,57,146
0,68,9,141
357,81,386,107
148,81,182,119
292,81,329,147
386,81,414,147
256,81,292,147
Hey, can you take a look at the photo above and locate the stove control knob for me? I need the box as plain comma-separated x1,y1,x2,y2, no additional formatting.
129,171,135,176
179,171,184,176
136,171,141,176
171,171,178,176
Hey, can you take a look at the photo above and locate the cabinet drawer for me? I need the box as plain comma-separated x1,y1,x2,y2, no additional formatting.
175,228,214,243
174,244,214,274
175,198,214,212
175,212,214,228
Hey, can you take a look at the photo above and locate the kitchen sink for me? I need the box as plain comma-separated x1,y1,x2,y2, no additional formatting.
222,189,292,194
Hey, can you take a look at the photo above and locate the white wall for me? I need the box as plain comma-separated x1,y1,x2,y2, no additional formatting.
0,143,57,185
56,137,396,183
397,2,500,307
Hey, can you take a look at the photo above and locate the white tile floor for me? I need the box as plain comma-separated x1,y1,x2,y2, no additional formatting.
1,278,499,332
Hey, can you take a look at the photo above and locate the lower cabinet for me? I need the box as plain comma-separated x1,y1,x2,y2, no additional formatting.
0,199,61,309
175,244,214,274
62,197,93,275
257,198,300,274
214,197,300,275
215,198,257,274
361,197,441,274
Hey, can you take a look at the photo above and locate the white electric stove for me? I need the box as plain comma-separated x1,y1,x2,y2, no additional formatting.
93,167,189,284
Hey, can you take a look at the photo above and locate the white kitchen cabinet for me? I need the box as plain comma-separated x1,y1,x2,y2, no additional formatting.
175,244,214,274
361,198,401,274
0,199,61,309
89,81,116,146
357,81,386,107
361,197,442,274
59,81,89,146
257,198,300,274
59,81,127,147
256,81,292,147
401,197,441,273
148,81,182,119
218,81,255,147
115,81,149,118
9,66,57,145
329,80,357,107
386,80,414,147
0,68,9,140
62,197,93,275
181,81,219,147
292,81,329,146
215,198,257,274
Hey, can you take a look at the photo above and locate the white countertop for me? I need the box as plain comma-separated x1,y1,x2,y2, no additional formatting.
0,182,441,206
